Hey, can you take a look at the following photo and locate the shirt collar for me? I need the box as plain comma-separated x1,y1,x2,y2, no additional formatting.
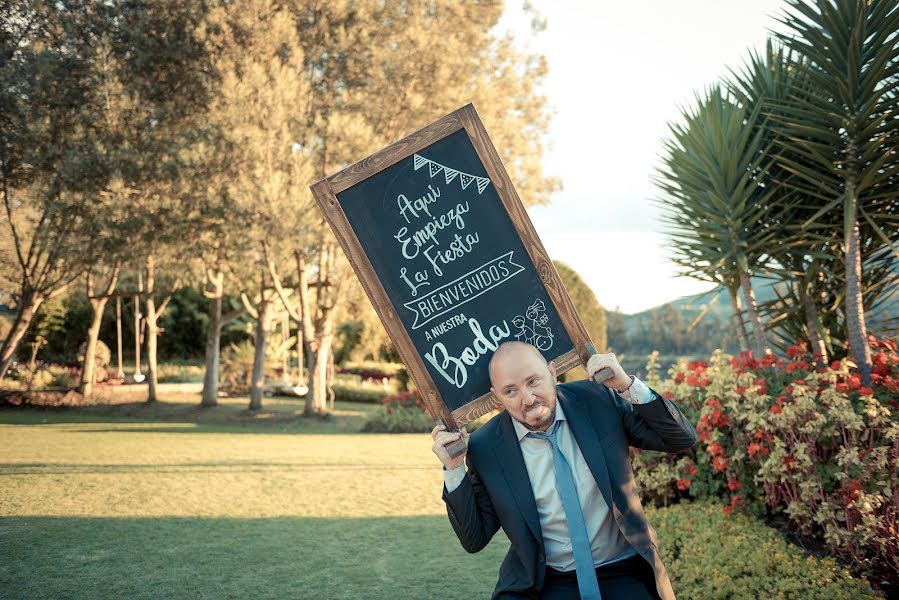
511,396,566,441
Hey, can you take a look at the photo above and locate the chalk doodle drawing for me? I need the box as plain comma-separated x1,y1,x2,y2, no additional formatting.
512,299,554,351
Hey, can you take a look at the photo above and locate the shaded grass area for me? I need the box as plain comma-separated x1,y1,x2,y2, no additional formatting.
0,403,882,599
1,515,507,600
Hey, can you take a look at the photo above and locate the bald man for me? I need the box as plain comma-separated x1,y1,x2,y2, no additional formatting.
432,342,696,599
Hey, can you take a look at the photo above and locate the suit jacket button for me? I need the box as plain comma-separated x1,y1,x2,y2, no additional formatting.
538,553,544,563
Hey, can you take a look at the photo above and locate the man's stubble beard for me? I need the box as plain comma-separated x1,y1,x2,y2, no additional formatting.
518,405,556,432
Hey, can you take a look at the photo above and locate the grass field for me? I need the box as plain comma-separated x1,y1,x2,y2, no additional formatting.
0,393,881,599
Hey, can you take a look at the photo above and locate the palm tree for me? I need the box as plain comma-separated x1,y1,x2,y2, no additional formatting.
729,41,836,365
771,0,899,384
655,85,776,358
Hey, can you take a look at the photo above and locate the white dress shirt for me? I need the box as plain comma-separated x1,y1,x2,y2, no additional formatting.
444,377,655,570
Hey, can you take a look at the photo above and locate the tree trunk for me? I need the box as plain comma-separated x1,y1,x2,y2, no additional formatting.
133,293,144,382
305,317,333,416
81,297,109,398
144,255,159,402
281,313,290,384
727,285,750,352
739,271,770,357
201,268,224,408
80,266,119,399
201,293,223,407
0,292,43,380
845,219,872,385
248,292,270,410
115,296,124,380
799,274,828,368
296,325,305,385
146,295,160,402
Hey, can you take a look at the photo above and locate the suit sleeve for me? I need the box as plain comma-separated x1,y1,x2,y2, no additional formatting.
442,456,501,554
613,386,697,452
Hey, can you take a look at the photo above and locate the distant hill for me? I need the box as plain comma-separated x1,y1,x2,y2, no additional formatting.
664,274,898,334
607,275,897,376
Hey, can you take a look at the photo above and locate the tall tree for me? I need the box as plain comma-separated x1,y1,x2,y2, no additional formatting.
282,0,559,415
199,0,559,415
728,41,834,364
201,0,315,410
655,86,776,357
771,0,899,383
98,0,210,401
0,2,109,379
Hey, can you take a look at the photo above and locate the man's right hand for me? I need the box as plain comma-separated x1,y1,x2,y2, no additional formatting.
431,423,469,470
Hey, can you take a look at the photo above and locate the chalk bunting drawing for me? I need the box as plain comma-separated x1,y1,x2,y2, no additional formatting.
413,154,491,195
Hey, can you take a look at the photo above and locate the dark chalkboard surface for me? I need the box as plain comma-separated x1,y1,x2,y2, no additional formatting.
337,128,573,412
311,104,594,428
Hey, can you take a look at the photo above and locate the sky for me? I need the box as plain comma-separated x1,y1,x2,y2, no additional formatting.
498,0,789,314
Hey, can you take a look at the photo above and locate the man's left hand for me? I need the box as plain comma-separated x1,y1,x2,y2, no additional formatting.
586,353,633,393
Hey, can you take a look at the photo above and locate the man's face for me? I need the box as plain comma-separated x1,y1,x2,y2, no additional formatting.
490,345,558,432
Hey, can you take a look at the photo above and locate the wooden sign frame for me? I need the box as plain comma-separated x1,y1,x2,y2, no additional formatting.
310,104,595,429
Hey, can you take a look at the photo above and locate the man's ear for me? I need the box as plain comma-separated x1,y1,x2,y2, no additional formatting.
548,361,557,379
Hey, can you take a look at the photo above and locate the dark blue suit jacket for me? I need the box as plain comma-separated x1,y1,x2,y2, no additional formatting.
442,380,697,599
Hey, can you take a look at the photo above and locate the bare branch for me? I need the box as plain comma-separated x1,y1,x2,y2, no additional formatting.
240,291,259,320
222,305,249,325
265,255,302,323
156,278,183,317
86,269,95,298
0,169,29,276
294,249,315,346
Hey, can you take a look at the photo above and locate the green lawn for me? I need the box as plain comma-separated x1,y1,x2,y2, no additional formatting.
0,393,881,599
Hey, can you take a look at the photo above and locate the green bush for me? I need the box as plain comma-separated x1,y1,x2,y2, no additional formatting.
361,391,431,432
77,340,111,383
49,370,77,388
155,363,204,383
341,361,404,377
332,385,388,404
27,369,56,389
650,501,879,599
220,341,255,392
361,405,433,433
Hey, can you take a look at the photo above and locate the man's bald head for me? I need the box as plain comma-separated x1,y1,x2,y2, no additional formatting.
488,341,558,431
488,341,547,386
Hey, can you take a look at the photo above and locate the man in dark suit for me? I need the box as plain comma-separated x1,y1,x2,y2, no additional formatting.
432,341,696,599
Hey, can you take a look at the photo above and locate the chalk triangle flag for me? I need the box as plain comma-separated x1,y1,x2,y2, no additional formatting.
460,173,474,189
429,161,443,178
444,168,459,184
476,177,490,194
413,154,427,170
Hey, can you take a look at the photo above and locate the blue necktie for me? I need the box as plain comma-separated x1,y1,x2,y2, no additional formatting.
529,421,602,600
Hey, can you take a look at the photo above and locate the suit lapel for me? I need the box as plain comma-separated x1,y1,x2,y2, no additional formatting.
557,386,615,511
492,411,543,545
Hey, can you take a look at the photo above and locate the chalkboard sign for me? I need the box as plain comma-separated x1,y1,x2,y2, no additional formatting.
311,104,594,429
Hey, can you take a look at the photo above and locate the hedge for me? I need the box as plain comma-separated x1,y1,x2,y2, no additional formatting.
650,501,880,599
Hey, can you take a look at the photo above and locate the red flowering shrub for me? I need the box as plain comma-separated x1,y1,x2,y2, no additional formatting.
338,367,392,382
362,390,431,433
633,339,899,587
381,390,422,407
